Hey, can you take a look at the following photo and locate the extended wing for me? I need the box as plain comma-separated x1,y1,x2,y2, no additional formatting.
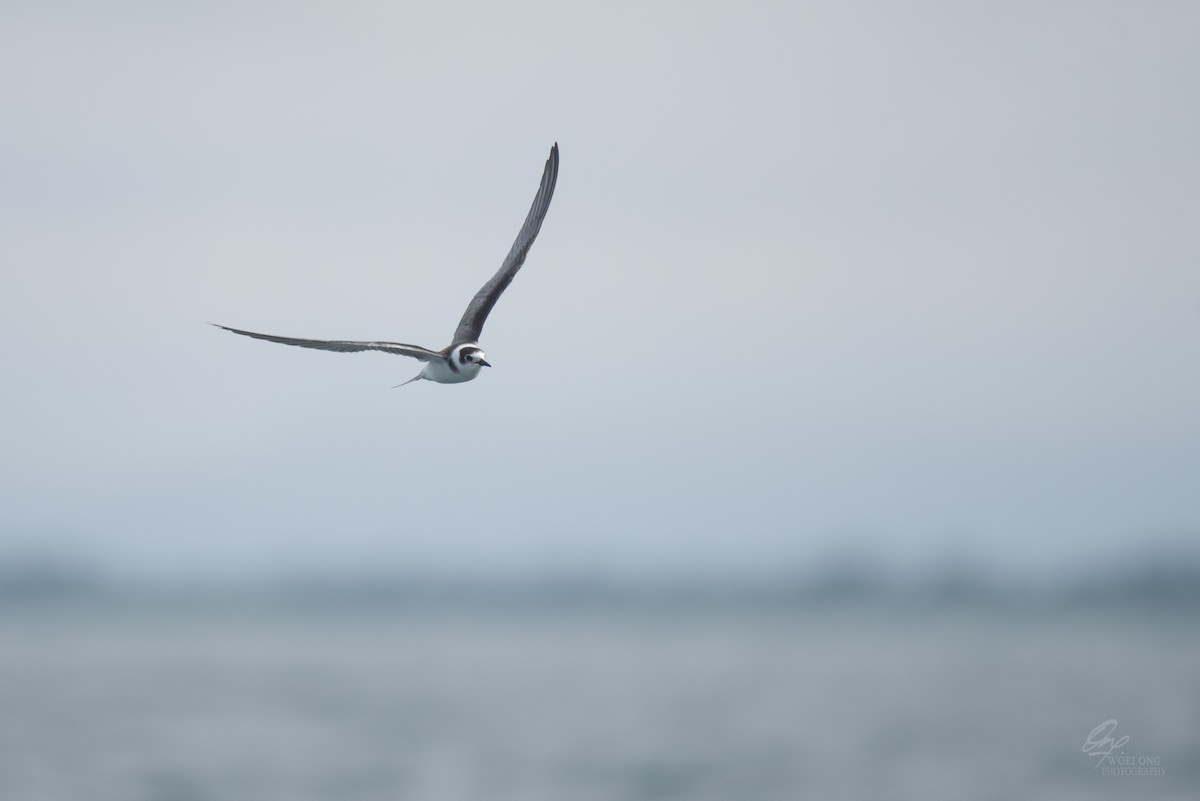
212,324,443,362
452,143,559,345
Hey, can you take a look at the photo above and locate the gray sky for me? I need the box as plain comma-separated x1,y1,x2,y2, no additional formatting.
2,0,1198,580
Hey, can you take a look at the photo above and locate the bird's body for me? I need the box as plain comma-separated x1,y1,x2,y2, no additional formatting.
214,144,559,386
413,344,487,385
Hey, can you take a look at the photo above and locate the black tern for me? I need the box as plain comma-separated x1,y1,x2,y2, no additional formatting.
215,143,559,387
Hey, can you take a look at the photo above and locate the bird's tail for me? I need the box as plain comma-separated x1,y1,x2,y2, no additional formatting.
392,372,425,389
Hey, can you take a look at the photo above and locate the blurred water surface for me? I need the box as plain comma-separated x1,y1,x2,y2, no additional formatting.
0,597,1195,801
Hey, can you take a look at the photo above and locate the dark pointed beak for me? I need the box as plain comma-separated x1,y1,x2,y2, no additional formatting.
479,359,492,368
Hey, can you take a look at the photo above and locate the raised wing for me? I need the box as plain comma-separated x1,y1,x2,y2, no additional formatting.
452,143,559,345
212,324,442,362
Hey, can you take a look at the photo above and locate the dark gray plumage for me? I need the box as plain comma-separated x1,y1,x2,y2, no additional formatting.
209,325,444,362
452,142,559,345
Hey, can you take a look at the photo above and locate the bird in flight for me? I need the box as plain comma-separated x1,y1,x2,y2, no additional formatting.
214,143,559,387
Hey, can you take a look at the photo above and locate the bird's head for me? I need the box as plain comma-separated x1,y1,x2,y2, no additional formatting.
457,345,491,369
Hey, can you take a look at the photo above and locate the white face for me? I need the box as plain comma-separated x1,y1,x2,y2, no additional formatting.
458,346,490,368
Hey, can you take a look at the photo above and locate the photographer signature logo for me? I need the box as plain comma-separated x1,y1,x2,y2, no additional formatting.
1082,719,1165,776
